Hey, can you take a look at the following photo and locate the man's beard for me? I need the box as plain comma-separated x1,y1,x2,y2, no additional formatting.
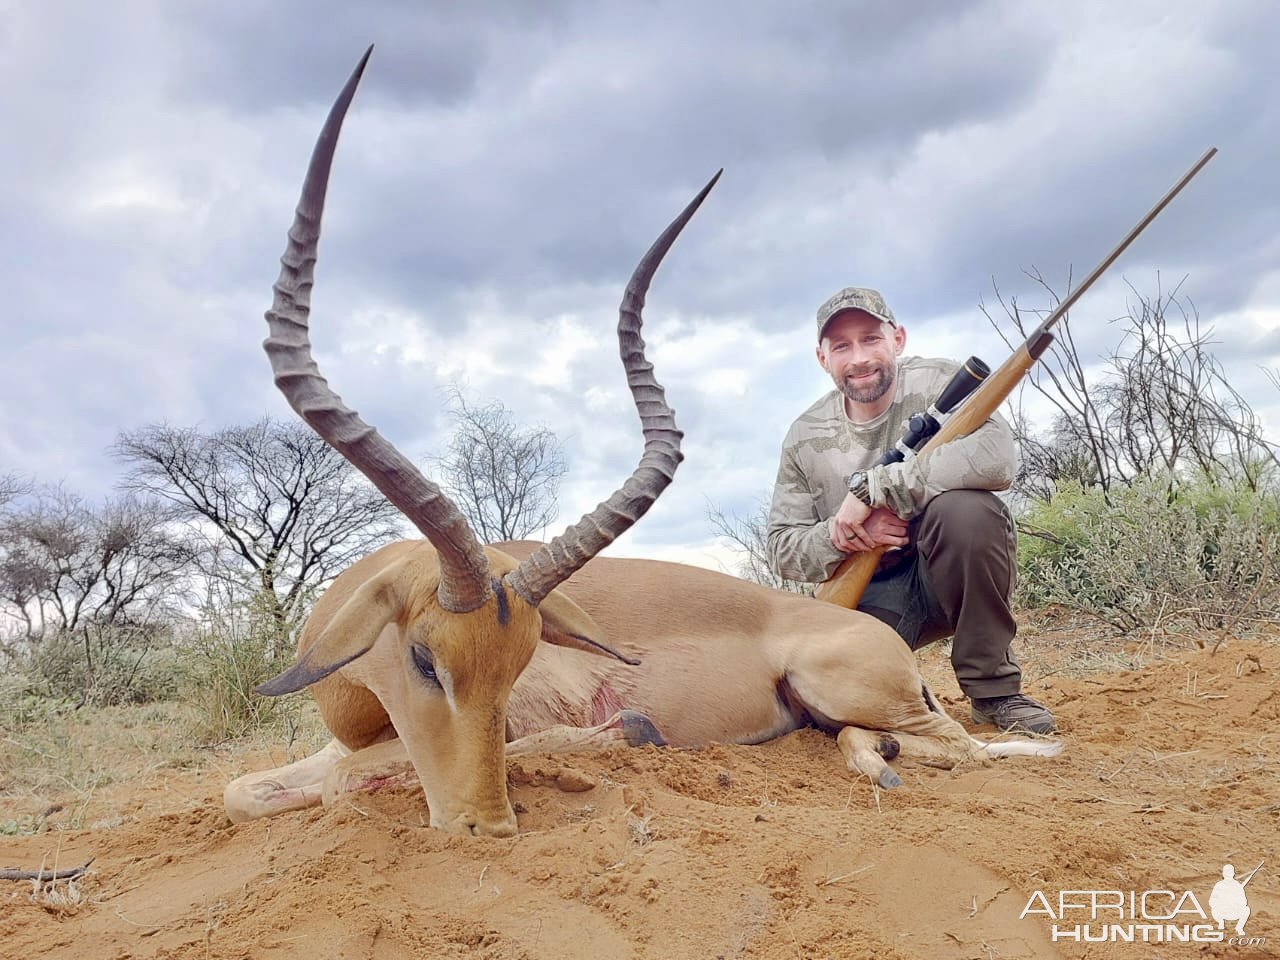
837,364,895,404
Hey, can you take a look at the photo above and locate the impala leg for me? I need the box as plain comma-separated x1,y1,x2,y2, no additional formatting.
321,738,419,807
870,715,990,767
785,631,979,787
835,715,985,787
507,710,666,755
224,738,351,823
318,711,667,808
836,726,905,788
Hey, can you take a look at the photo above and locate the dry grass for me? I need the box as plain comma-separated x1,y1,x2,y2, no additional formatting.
25,875,92,916
0,699,329,836
1,702,190,833
1005,608,1254,683
627,813,656,847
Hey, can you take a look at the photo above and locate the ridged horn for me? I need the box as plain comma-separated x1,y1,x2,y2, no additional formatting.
505,171,721,606
262,46,492,613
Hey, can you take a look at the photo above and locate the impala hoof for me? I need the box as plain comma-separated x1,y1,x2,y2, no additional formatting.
877,768,903,790
617,710,666,747
876,733,901,761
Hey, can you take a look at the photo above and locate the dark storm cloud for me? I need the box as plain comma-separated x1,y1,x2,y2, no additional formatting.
165,1,577,113
208,0,1051,319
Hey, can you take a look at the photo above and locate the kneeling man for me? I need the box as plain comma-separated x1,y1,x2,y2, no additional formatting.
767,287,1055,735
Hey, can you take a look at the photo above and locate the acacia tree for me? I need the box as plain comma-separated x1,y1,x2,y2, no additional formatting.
0,484,199,705
0,485,192,638
0,472,35,632
114,417,404,656
429,387,568,542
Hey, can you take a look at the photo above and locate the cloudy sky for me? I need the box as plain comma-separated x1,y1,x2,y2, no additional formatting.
3,0,1278,571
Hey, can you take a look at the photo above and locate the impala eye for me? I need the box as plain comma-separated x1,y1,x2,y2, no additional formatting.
410,644,439,686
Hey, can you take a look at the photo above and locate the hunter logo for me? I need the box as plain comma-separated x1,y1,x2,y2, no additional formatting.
1020,861,1266,946
1211,864,1253,935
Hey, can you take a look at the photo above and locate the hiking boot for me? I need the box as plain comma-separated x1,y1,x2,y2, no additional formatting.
970,694,1057,735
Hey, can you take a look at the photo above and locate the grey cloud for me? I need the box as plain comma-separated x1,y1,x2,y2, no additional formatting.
260,0,1051,318
3,0,1278,555
163,1,577,113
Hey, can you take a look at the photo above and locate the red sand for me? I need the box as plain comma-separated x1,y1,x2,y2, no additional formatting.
3,633,1276,959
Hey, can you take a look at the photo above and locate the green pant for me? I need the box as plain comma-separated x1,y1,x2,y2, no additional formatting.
859,489,1022,699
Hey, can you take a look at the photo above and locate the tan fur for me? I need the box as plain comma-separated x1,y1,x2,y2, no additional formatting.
225,540,1061,832
501,542,949,748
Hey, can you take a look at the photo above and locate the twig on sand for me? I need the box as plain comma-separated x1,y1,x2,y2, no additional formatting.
816,864,875,887
112,907,163,936
1099,752,1137,783
0,858,94,882
1148,748,1199,764
1078,791,1154,808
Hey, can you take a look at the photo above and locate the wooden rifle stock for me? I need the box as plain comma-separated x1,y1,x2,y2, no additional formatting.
814,146,1218,609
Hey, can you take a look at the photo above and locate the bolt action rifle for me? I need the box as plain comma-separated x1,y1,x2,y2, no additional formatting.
814,147,1219,609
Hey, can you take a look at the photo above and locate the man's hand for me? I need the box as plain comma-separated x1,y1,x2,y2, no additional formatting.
829,492,910,553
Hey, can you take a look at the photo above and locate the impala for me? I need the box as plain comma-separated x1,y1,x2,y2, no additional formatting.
225,48,1061,837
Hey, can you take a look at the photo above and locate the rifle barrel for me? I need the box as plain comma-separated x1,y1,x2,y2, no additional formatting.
1031,146,1218,342
926,145,1219,455
1240,860,1265,886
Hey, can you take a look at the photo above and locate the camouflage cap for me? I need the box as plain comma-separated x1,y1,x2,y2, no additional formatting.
816,286,898,340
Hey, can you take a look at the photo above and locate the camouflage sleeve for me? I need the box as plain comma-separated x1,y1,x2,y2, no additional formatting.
766,441,848,583
868,412,1017,518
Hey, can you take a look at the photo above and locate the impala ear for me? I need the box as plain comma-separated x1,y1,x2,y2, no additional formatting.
537,587,640,666
257,566,402,696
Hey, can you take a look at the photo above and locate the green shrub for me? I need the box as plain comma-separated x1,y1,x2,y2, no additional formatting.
182,589,310,744
0,670,73,730
1016,474,1280,633
11,622,183,708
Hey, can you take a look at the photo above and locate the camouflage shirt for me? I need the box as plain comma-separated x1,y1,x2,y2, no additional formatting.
766,356,1017,583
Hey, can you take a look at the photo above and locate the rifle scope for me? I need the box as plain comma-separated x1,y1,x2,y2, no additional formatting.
878,357,990,466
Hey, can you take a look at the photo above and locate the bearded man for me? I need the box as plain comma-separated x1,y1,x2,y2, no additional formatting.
766,287,1055,735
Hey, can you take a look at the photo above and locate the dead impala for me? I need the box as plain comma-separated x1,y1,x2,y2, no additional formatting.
225,48,1061,837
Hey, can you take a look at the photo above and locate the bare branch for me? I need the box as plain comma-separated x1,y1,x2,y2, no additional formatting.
0,859,94,882
984,272,1278,501
707,498,810,594
428,387,568,543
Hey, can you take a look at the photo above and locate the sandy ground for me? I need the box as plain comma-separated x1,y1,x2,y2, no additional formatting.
2,627,1277,960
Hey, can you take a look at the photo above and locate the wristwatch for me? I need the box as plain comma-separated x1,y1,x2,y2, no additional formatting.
847,470,871,503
